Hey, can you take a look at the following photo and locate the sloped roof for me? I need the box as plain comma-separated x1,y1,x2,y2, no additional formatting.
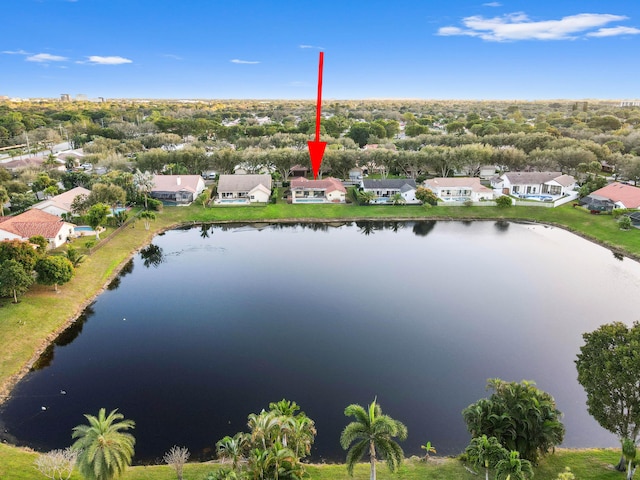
424,177,493,192
553,174,577,187
217,174,272,193
362,179,416,190
152,175,203,193
589,182,640,209
290,177,346,194
32,186,91,213
502,172,564,185
0,209,74,239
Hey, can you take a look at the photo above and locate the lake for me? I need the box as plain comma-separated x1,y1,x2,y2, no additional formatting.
1,220,637,463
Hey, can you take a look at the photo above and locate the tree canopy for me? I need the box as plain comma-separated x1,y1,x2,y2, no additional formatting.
576,322,640,467
462,378,565,463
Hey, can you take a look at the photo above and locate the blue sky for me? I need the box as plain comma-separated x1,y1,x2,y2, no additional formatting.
1,0,639,100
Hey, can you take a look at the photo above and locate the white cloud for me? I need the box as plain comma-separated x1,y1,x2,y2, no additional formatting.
299,44,323,50
483,2,502,7
86,55,133,65
230,59,260,64
2,49,30,55
26,53,68,62
587,26,640,37
437,12,630,41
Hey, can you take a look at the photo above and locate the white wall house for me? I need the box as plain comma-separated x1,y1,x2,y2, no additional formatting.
150,175,206,205
361,179,420,204
216,174,272,203
0,209,75,249
491,172,576,198
31,186,91,217
290,177,346,204
423,177,494,202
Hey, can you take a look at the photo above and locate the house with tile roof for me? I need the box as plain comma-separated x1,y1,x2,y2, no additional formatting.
216,174,272,204
0,209,75,249
31,186,91,217
581,182,640,212
150,175,206,205
423,177,494,203
290,177,346,204
491,172,576,200
361,179,420,204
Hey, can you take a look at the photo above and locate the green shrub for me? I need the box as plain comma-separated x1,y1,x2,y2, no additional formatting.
618,215,632,230
147,198,163,211
495,195,513,208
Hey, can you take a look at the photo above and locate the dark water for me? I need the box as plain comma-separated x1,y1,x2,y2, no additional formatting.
1,221,638,463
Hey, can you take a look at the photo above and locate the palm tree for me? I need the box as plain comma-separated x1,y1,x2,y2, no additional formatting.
133,169,155,210
358,190,377,205
465,435,508,480
340,398,407,480
247,411,280,451
71,408,135,480
390,192,405,205
494,450,534,480
139,210,156,231
216,433,248,471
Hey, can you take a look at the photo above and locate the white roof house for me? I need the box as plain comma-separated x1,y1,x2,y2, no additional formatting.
424,177,494,203
150,175,206,205
31,187,91,217
492,172,576,199
216,174,272,203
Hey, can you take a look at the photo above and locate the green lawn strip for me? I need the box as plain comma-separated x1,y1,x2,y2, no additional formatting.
0,444,624,480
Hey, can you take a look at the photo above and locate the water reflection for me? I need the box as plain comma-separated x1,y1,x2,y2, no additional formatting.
139,244,164,268
199,224,212,238
32,306,95,370
107,258,134,291
412,220,436,237
494,221,510,233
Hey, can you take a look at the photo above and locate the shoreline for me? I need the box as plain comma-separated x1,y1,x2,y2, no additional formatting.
2,215,636,406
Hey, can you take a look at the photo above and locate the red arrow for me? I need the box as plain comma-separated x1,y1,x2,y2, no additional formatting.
308,51,326,180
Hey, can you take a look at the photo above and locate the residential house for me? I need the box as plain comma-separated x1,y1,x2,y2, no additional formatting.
348,167,364,182
491,172,576,199
361,179,420,204
290,177,346,204
580,182,640,212
479,165,498,179
0,209,75,249
31,186,91,217
150,175,206,205
216,174,272,203
423,177,494,203
289,165,309,178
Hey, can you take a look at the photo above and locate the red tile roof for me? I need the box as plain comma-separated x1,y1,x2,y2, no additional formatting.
0,209,72,239
590,182,640,209
290,177,346,193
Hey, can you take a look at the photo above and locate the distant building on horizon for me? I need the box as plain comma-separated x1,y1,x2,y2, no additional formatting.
60,93,71,102
620,101,640,107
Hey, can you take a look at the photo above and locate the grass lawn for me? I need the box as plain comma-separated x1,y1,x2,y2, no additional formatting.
0,443,624,480
0,200,637,478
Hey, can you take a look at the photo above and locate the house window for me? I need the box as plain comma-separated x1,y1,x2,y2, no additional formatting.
513,186,520,193
250,195,255,200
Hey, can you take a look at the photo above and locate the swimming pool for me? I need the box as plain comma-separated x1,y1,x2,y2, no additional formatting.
293,198,326,203
74,226,96,235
